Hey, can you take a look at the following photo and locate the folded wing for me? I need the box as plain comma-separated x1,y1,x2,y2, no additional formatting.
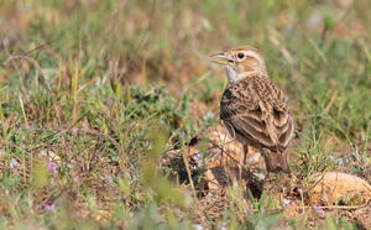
220,75,294,152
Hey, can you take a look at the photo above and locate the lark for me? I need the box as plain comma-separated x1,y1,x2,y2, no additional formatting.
211,46,294,174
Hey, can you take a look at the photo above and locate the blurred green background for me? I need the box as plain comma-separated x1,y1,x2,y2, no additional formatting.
0,0,370,229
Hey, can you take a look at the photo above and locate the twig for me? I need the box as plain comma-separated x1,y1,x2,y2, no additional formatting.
182,148,197,200
251,203,367,213
316,204,366,210
324,90,338,113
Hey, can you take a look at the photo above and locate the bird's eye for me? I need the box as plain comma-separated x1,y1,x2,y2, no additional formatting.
237,53,244,59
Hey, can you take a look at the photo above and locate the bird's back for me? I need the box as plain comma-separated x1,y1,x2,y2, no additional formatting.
220,73,294,152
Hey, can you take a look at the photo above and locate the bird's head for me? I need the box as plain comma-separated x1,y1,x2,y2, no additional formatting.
210,46,267,83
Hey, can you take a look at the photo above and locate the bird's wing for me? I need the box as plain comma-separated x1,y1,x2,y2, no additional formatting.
220,76,294,151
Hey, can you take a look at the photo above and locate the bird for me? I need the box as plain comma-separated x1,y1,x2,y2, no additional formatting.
210,46,294,175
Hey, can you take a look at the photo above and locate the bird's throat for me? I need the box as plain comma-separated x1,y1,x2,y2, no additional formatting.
225,66,262,83
224,66,241,83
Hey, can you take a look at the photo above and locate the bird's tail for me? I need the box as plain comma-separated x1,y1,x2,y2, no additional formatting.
261,148,290,174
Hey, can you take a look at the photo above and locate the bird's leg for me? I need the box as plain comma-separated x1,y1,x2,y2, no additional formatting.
243,144,249,165
261,147,272,183
239,144,249,180
266,172,271,182
238,150,243,183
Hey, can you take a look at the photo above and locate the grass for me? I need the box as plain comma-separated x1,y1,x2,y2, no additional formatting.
0,0,370,229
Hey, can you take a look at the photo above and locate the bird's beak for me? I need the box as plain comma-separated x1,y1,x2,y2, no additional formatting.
210,52,233,65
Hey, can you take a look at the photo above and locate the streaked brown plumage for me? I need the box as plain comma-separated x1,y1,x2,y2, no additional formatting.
211,46,294,173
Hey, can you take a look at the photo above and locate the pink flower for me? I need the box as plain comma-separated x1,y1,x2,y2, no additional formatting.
44,202,56,212
47,161,58,173
313,205,325,215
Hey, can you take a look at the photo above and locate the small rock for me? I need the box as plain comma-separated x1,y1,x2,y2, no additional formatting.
308,172,371,205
